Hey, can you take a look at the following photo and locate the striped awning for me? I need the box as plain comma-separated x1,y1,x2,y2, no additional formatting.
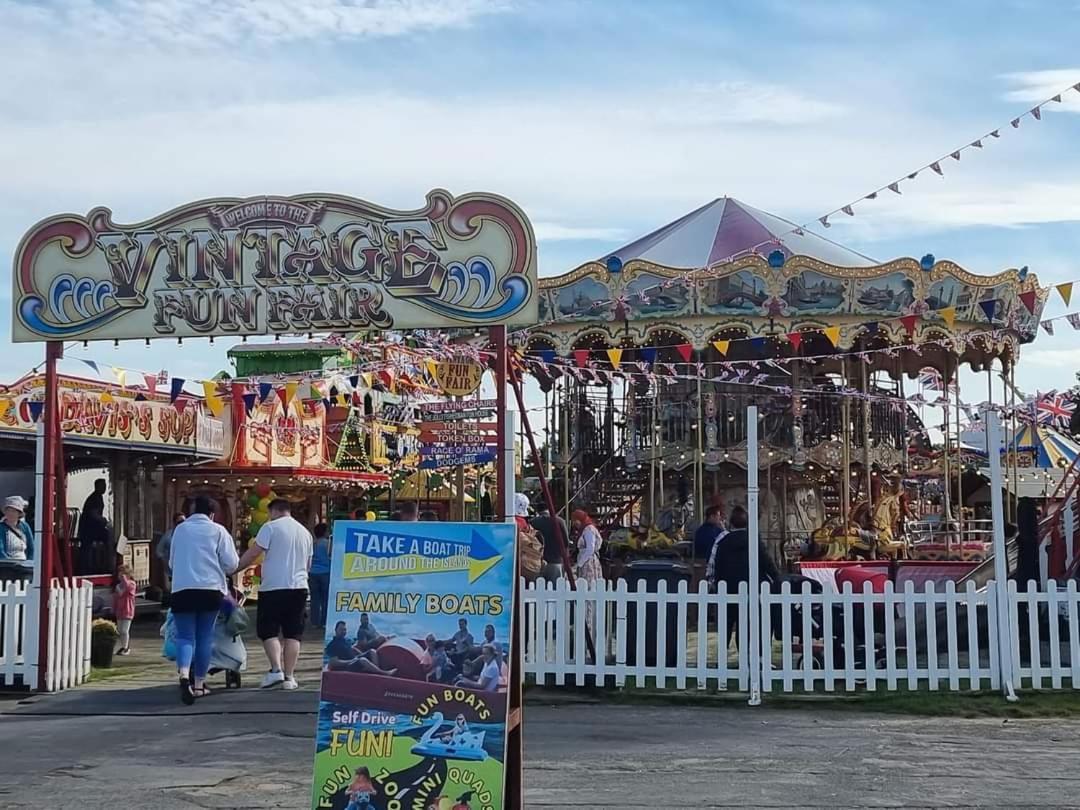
1011,424,1080,469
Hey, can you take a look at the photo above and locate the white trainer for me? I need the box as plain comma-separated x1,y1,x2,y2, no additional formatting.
282,677,299,691
261,670,285,689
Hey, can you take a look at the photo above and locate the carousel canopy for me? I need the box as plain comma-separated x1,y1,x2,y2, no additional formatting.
1011,424,1080,469
608,197,876,269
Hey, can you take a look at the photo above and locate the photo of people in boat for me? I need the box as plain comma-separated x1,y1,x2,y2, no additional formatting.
322,612,510,695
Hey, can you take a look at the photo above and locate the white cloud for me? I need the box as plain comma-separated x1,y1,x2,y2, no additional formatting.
532,222,628,241
1,0,509,46
1001,69,1080,113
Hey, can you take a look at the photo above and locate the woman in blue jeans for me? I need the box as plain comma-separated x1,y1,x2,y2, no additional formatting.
168,495,239,705
308,522,331,628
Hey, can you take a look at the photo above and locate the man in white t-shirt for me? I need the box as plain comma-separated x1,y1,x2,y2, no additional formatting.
237,499,312,690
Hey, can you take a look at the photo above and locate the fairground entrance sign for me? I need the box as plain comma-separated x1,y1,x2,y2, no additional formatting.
12,189,537,343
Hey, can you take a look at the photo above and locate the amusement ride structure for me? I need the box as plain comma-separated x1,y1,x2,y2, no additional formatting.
520,197,1046,570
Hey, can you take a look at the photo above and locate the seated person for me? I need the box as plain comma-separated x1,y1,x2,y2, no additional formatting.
447,618,475,670
438,714,469,743
463,624,501,677
455,644,500,692
346,766,377,810
355,612,391,650
421,634,452,683
325,621,397,676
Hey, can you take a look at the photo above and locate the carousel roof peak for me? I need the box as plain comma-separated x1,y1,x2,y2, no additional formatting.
608,197,877,269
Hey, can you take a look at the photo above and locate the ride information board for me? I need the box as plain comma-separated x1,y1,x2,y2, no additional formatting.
312,520,517,810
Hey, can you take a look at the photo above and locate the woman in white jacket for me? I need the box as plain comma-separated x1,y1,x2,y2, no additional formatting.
169,495,238,704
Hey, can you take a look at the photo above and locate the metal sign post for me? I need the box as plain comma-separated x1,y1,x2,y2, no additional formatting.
747,404,762,706
986,408,1019,701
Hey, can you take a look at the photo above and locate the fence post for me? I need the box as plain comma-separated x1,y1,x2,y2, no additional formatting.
986,409,1018,701
747,405,762,705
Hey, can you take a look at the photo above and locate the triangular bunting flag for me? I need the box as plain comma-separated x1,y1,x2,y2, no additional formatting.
712,340,730,356
841,205,854,216
175,398,189,415
888,182,901,194
349,374,360,390
143,374,157,395
242,393,257,415
1019,290,1038,314
112,367,127,387
950,150,961,161
787,331,802,350
640,347,657,366
823,325,841,347
1057,282,1073,306
865,192,877,200
675,344,693,363
362,372,373,389
538,349,556,365
606,348,622,369
170,377,185,403
930,161,943,176
1011,118,1020,128
258,382,273,403
275,386,287,407
1031,106,1042,120
81,359,100,375
1067,313,1080,330
134,393,146,402
749,337,767,353
989,129,1000,138
1053,94,1062,103
900,314,919,336
573,349,590,368
979,300,998,321
1041,320,1055,336
100,391,114,405
939,306,956,328
971,139,983,148
819,216,830,228
424,359,438,379
27,401,44,422
202,381,224,417
284,381,298,409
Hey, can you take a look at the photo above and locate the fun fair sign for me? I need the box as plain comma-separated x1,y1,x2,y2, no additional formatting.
12,190,537,343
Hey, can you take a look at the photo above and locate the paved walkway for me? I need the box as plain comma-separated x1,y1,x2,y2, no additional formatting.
5,619,1080,808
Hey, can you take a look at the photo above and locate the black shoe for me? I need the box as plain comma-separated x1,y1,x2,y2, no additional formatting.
179,676,195,706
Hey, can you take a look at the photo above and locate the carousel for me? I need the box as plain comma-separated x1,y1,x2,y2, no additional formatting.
521,197,1046,573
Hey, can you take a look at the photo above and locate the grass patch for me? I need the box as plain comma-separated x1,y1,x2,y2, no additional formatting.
87,665,140,683
525,683,1080,718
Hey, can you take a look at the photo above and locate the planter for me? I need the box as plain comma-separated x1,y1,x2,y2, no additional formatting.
91,638,115,669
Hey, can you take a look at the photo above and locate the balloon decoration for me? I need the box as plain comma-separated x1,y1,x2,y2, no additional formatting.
245,486,277,534
364,510,377,521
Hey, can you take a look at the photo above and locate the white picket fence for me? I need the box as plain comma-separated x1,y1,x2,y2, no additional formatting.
45,577,93,692
0,577,92,692
0,580,34,688
520,577,1080,696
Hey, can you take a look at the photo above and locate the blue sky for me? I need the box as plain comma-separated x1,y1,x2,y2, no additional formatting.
2,0,1080,407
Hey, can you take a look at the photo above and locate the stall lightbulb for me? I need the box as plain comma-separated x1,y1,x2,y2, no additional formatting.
144,338,150,347
178,338,183,345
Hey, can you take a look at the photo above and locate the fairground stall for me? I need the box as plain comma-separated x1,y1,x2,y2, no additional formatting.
0,372,224,588
519,197,1046,587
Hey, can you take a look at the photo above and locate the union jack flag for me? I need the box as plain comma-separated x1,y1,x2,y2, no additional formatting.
1035,391,1075,427
918,369,943,391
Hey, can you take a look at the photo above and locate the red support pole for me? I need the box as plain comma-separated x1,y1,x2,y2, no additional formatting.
38,340,62,686
509,366,577,588
491,325,508,521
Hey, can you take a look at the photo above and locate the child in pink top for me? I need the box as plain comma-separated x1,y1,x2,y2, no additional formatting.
113,565,137,655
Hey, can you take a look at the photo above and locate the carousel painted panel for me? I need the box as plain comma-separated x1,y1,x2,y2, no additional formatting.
697,269,769,316
622,271,693,319
924,276,974,320
851,271,919,316
780,268,850,316
551,275,614,322
536,287,555,324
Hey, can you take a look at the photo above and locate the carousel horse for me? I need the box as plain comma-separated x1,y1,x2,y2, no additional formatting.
806,498,907,561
